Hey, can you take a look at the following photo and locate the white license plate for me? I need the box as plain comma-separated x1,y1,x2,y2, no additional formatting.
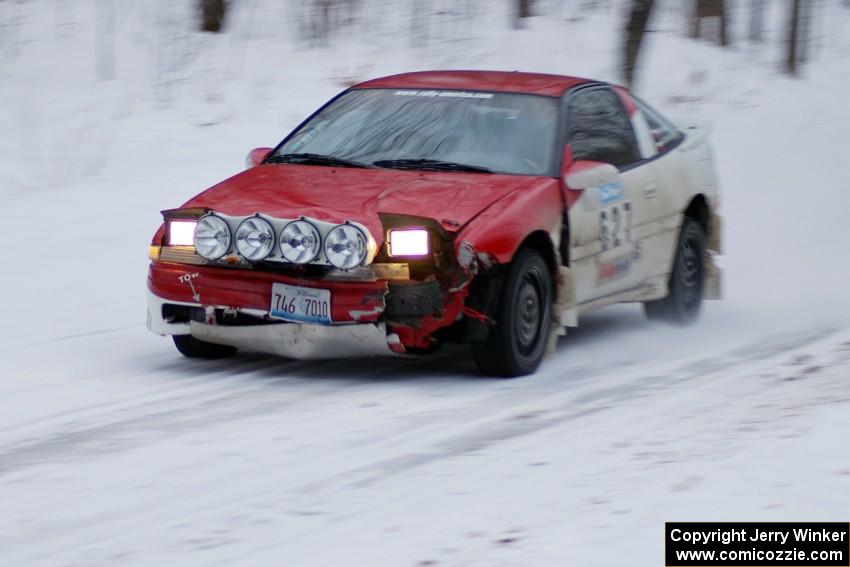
270,283,332,325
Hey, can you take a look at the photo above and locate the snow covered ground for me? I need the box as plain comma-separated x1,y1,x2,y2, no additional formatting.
1,1,849,565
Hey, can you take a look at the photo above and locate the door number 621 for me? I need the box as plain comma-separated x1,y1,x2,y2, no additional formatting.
599,201,633,252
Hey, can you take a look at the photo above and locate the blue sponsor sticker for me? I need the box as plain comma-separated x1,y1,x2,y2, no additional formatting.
597,182,624,205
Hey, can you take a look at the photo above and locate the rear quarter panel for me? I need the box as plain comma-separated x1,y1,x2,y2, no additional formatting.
646,123,720,286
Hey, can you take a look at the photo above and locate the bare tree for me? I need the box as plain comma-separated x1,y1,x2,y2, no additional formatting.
786,0,804,75
514,0,532,28
690,0,729,46
749,0,766,42
200,0,227,33
623,0,655,86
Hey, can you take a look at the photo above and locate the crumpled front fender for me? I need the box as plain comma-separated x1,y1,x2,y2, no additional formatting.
455,178,563,265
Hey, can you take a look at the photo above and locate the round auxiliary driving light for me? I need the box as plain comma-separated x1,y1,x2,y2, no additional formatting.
194,214,231,260
235,216,275,261
324,224,367,269
280,220,321,264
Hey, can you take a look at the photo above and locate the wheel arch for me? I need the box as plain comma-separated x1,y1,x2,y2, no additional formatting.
683,192,721,254
517,230,558,278
684,193,709,233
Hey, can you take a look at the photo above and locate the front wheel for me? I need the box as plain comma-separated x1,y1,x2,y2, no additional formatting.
172,334,237,359
644,217,705,324
471,248,553,377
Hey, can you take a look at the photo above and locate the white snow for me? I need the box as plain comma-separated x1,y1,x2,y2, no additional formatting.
1,1,849,565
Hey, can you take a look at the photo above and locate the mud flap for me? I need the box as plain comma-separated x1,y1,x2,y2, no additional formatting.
547,265,577,356
704,254,722,300
705,210,723,300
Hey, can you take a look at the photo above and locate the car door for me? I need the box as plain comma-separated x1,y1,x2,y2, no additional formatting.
631,96,690,284
564,87,658,304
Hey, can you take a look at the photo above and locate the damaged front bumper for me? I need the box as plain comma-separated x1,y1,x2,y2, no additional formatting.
146,289,399,359
146,260,462,358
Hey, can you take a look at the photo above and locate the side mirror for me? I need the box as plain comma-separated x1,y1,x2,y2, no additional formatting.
246,147,273,168
563,160,619,190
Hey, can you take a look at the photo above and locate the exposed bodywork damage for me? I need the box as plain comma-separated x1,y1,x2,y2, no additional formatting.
385,280,444,322
389,288,468,351
348,289,387,322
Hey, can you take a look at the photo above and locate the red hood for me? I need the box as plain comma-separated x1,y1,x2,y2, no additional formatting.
183,164,543,242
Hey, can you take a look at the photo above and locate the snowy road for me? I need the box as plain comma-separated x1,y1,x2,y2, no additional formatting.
2,305,849,565
3,2,850,565
6,213,850,565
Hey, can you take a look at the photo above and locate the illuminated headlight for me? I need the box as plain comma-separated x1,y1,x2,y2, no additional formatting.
168,220,197,246
324,224,368,269
388,229,430,257
235,216,275,261
280,220,321,264
193,214,231,260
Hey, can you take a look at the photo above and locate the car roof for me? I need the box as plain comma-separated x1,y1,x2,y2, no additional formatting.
353,70,598,97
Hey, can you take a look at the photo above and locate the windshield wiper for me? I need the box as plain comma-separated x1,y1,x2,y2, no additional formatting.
373,158,493,174
265,153,374,169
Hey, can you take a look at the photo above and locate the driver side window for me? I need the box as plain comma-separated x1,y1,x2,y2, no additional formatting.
566,88,639,169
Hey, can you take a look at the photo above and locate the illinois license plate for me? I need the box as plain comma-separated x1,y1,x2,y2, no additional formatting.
270,283,332,325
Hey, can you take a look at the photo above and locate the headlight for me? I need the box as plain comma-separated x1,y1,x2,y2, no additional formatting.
194,214,231,260
324,224,367,269
280,220,321,264
235,216,275,261
168,220,197,246
388,229,429,256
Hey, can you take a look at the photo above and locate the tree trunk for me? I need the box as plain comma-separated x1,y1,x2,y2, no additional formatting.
689,1,700,38
786,0,802,75
514,0,532,28
200,0,227,33
622,0,655,86
692,0,729,46
718,0,728,46
749,0,765,42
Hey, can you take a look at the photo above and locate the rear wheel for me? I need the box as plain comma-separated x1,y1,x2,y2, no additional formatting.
644,217,705,324
172,334,237,359
471,248,553,377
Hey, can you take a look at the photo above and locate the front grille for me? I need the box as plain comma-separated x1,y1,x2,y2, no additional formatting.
162,303,281,327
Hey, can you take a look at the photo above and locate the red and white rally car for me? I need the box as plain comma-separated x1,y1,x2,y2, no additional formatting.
147,70,721,377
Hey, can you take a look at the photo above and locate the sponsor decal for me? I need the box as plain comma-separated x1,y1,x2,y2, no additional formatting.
596,241,642,283
597,181,625,205
178,272,201,302
597,252,632,282
394,90,494,99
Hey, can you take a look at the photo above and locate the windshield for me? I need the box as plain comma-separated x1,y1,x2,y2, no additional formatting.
273,89,560,176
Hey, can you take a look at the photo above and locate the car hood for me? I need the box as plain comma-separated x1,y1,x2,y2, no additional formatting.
183,164,543,242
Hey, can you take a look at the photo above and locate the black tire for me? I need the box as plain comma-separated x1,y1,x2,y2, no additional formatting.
644,217,706,324
471,248,553,377
172,334,237,359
